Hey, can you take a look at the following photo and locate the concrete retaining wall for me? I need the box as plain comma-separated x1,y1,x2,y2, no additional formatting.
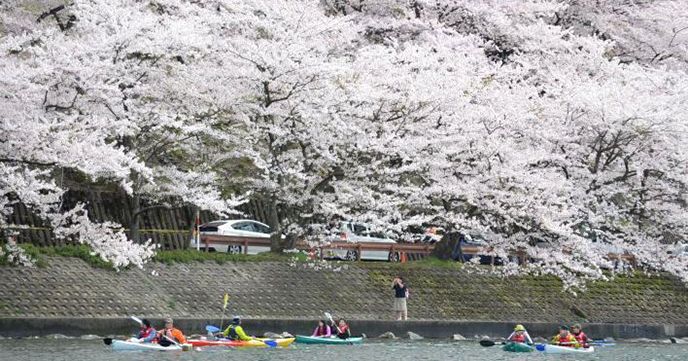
1,257,688,339
1,317,687,339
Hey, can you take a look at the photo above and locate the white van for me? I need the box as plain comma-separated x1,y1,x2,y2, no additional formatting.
327,221,399,261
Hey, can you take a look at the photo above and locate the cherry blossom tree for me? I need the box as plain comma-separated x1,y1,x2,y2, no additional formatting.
1,0,686,289
1,0,246,267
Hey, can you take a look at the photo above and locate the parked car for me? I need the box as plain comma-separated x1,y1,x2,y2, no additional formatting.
443,233,507,265
327,221,399,261
189,219,275,254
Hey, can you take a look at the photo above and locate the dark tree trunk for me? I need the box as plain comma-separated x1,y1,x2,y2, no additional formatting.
431,232,463,261
268,196,282,252
128,193,141,242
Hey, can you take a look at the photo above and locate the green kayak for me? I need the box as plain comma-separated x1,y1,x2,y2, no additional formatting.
502,342,534,352
295,335,363,344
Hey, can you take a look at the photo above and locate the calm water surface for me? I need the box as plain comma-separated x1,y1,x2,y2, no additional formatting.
1,338,687,361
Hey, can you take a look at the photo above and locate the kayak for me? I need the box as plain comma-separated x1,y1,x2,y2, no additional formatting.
295,335,363,344
188,337,295,348
502,342,534,352
110,340,192,351
536,344,595,353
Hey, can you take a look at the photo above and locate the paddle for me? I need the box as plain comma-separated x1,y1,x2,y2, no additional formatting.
206,325,221,334
219,293,230,331
325,312,355,345
325,312,341,334
479,339,498,347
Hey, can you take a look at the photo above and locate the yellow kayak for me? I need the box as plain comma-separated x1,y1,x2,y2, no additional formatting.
189,337,294,348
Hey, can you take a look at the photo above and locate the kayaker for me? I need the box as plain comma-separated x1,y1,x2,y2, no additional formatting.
219,316,254,341
506,324,533,344
570,323,590,347
550,325,579,348
311,319,331,338
156,318,187,346
332,318,351,339
136,319,156,343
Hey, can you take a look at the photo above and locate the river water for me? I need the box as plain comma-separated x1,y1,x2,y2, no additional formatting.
1,338,687,361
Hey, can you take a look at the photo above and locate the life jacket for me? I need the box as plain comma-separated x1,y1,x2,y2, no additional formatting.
552,334,578,347
138,327,154,339
337,324,349,338
226,325,240,340
315,325,330,336
572,331,588,346
510,333,526,343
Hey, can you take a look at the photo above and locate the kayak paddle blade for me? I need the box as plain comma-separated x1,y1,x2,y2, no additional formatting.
103,338,113,345
130,316,143,325
263,339,278,348
479,339,496,347
206,325,221,333
535,344,546,351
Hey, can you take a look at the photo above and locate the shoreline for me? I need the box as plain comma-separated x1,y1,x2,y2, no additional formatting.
1,318,686,339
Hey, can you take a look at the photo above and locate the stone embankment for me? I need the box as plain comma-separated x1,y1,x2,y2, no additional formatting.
1,257,687,338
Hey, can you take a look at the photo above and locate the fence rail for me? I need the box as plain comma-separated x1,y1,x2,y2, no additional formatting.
199,234,637,264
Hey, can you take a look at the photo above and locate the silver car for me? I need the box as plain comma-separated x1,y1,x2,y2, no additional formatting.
190,219,273,254
328,221,399,261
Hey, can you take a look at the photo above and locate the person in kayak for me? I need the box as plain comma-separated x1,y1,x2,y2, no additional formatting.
550,325,579,347
506,324,533,344
219,316,254,341
312,319,331,338
136,319,156,343
332,318,351,339
570,323,590,347
156,318,187,346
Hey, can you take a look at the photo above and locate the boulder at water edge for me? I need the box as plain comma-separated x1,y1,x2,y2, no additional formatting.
407,332,424,340
379,332,396,339
453,334,466,341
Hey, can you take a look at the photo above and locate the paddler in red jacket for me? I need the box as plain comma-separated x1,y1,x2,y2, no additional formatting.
571,323,590,347
550,325,579,347
507,324,533,344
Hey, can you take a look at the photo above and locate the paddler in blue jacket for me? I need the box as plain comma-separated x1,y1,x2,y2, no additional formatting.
136,319,156,343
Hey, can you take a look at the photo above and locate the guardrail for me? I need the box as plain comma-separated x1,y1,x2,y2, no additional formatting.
199,234,636,265
316,241,435,261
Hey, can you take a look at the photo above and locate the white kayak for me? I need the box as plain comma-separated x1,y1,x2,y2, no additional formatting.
536,344,595,353
110,339,192,351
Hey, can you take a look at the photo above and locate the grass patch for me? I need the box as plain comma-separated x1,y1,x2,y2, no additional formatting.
356,256,465,270
152,249,308,265
19,244,113,269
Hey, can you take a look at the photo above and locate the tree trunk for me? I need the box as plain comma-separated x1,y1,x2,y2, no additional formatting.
268,196,282,252
129,193,141,243
431,232,462,261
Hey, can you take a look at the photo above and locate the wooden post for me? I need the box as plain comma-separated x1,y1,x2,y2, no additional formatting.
243,239,248,254
356,243,362,261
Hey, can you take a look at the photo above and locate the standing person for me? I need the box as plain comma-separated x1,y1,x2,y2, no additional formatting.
156,318,187,346
311,319,331,338
570,323,589,347
392,276,408,320
135,319,156,343
506,324,533,344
